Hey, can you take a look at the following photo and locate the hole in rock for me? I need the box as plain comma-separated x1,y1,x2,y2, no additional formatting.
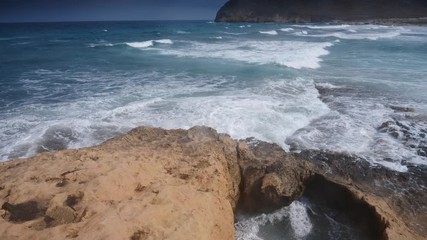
235,174,387,240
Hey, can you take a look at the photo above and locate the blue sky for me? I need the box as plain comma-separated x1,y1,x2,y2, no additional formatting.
0,0,228,22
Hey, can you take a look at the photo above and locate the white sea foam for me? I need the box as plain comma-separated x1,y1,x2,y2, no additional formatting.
259,30,278,35
286,84,427,172
221,31,249,35
176,30,189,34
155,39,173,44
280,28,294,32
126,41,153,48
301,31,401,40
289,201,313,238
156,40,333,69
88,43,115,48
235,201,311,240
315,82,342,89
295,25,406,40
125,39,173,48
0,69,329,162
299,24,351,29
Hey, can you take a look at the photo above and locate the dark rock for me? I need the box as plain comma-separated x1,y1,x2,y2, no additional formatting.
236,139,312,212
215,0,427,23
296,149,427,236
1,201,46,223
390,105,416,113
378,121,395,130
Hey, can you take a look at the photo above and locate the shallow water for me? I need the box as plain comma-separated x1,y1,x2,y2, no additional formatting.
0,21,426,172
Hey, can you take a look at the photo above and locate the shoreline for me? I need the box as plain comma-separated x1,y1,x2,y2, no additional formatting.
215,17,427,26
0,126,425,239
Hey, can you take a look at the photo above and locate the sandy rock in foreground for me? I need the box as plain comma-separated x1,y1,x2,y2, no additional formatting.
0,126,424,240
0,126,240,240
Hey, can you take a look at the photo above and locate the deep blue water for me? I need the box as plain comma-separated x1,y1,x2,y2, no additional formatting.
1,20,427,239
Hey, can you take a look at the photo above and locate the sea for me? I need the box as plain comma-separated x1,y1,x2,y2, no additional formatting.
1,20,426,239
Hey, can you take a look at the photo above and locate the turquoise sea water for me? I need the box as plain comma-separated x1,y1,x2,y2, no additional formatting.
1,21,426,170
1,20,427,239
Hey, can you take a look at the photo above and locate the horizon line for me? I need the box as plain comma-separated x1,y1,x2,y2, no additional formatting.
0,19,216,24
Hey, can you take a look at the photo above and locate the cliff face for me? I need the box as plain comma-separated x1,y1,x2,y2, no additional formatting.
0,126,425,239
215,0,427,23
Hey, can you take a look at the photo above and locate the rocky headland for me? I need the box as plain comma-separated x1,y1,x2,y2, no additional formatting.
215,0,427,23
0,126,426,239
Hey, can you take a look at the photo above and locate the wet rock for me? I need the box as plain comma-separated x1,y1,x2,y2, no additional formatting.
390,105,416,113
236,139,312,213
296,149,427,237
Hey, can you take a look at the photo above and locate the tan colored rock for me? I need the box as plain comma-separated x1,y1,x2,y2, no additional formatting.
0,126,240,240
0,126,424,240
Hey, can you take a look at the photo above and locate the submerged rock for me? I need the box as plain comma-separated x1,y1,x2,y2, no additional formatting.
0,126,425,239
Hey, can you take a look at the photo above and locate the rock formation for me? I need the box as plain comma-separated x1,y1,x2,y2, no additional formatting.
0,126,425,239
215,0,427,23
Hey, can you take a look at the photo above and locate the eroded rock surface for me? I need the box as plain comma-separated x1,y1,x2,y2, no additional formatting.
0,126,241,240
0,126,425,239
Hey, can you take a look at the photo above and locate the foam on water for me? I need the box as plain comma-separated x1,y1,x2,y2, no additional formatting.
287,84,427,172
155,39,173,44
259,30,278,35
1,21,426,174
293,25,407,40
126,39,173,48
153,40,333,69
0,69,329,161
294,24,351,30
280,28,294,32
289,202,313,238
126,41,153,48
235,201,312,240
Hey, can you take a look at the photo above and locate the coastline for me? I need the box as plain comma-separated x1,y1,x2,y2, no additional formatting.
215,17,427,26
0,126,425,239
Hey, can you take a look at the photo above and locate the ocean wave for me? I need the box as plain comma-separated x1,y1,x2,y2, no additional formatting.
125,39,173,48
155,40,333,69
0,71,329,162
294,24,351,30
220,31,249,35
280,28,294,32
176,30,189,34
259,30,278,35
286,84,427,172
297,31,401,40
88,43,115,48
293,25,407,40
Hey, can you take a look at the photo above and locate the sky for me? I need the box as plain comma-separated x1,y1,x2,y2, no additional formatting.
0,0,228,23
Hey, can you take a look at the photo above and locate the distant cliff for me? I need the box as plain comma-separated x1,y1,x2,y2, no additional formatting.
215,0,427,23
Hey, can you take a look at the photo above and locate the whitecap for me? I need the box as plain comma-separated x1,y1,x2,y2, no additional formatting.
259,30,278,35
155,39,173,44
125,39,173,48
156,40,333,69
280,28,294,32
126,41,153,48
